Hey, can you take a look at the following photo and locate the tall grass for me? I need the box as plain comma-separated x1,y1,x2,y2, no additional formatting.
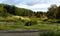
40,29,60,36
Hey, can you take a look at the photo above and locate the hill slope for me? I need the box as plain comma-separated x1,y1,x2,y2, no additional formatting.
0,4,34,17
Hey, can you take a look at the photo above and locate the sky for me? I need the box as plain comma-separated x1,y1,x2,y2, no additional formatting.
0,0,60,12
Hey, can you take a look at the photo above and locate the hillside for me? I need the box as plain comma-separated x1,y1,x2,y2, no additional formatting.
0,4,34,17
0,4,60,32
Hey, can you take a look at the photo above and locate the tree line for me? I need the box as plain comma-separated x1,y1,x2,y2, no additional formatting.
47,4,60,19
0,4,60,19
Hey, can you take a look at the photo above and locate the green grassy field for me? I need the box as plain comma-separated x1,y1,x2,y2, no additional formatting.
0,21,59,30
0,16,59,30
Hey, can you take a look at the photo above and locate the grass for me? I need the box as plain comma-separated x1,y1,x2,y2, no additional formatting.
0,16,60,36
0,16,59,30
24,24,59,30
0,23,59,30
0,22,59,30
40,29,60,36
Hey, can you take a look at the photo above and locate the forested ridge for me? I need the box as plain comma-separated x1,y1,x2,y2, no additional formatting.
0,4,35,17
0,4,60,19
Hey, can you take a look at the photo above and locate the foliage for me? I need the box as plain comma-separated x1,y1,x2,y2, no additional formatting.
35,11,44,18
46,4,58,19
0,4,34,17
56,20,60,23
40,30,60,36
47,4,60,19
47,19,58,23
25,20,37,26
56,6,60,19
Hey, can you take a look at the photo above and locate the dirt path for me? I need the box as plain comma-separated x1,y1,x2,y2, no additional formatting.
0,30,40,36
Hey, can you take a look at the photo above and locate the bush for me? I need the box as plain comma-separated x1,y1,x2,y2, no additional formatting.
56,20,60,23
47,19,57,23
40,30,60,36
47,19,60,23
40,31,55,36
25,20,37,26
43,19,48,21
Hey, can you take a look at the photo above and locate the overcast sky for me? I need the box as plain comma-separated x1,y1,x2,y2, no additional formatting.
0,0,60,12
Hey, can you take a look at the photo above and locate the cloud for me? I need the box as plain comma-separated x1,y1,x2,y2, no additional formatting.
16,3,50,11
2,0,22,5
1,0,60,11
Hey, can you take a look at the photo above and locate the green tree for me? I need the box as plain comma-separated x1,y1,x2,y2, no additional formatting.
3,5,16,15
35,11,44,18
56,6,60,19
0,4,35,17
47,4,58,19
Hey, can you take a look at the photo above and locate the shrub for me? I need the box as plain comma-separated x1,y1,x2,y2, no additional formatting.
56,20,60,23
47,19,57,23
43,19,48,21
40,30,60,36
40,31,55,36
25,20,37,26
